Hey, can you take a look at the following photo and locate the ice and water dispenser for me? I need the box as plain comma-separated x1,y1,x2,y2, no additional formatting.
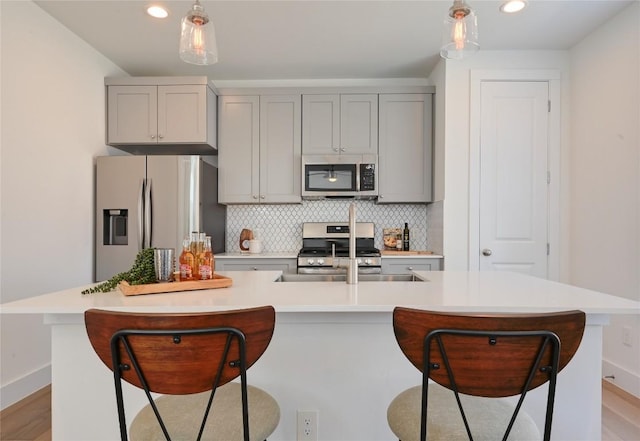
103,209,128,245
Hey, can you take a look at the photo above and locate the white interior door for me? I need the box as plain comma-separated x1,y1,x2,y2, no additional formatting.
479,81,549,277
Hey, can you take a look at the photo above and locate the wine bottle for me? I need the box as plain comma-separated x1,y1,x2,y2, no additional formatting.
403,223,410,251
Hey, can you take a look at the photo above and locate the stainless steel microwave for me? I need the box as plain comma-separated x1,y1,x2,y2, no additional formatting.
302,154,378,199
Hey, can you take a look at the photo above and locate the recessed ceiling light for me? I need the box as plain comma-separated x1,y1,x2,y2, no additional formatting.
500,0,527,13
146,5,169,19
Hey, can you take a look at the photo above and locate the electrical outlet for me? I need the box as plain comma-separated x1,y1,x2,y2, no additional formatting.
622,326,632,347
297,410,318,441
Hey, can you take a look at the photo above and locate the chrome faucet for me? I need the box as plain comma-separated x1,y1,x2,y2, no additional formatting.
333,203,358,284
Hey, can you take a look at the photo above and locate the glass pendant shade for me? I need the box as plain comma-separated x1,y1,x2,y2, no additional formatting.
179,1,218,65
440,0,479,60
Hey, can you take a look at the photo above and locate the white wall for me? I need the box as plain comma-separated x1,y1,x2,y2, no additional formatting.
0,0,126,409
570,2,640,397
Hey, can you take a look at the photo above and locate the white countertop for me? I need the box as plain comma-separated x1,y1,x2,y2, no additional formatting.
1,271,638,315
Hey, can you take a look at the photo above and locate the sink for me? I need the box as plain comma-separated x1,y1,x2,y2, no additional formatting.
277,274,425,282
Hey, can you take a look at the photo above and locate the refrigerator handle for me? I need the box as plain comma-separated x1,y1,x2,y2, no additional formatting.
137,179,145,251
145,179,152,248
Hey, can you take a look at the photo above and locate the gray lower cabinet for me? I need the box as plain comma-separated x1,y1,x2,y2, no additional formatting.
381,258,442,274
216,258,297,273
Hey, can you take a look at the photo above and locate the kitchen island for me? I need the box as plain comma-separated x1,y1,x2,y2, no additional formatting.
2,271,639,441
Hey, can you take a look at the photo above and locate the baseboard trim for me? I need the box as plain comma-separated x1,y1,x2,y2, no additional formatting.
602,359,640,399
0,364,51,411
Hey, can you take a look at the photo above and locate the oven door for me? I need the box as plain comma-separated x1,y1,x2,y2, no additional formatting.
297,256,382,275
298,266,382,275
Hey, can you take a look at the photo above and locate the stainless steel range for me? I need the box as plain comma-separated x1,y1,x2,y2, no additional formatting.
297,222,381,274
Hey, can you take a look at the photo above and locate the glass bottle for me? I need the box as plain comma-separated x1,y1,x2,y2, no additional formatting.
179,238,196,281
190,231,201,279
190,231,199,254
403,223,410,251
198,236,213,280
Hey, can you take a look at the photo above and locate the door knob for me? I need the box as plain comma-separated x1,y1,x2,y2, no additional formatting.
482,248,492,256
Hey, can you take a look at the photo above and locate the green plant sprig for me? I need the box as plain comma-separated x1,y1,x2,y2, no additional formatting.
82,248,157,294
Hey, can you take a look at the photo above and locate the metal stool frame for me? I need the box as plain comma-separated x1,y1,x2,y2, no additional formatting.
390,308,586,441
110,327,248,441
85,306,276,441
421,328,560,441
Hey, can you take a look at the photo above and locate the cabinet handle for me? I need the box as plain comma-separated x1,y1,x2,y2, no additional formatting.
407,266,413,270
340,147,346,152
252,267,258,271
260,195,265,199
150,134,155,139
253,195,258,199
333,147,339,152
158,134,164,139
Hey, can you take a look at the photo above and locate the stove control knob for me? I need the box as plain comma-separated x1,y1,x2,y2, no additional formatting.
364,258,372,265
357,258,363,265
317,259,325,265
307,258,315,265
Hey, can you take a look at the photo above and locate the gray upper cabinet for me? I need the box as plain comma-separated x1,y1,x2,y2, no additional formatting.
378,93,433,203
218,95,302,204
302,94,378,155
105,77,217,154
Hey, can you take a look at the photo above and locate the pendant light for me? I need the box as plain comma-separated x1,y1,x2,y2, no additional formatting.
179,0,218,65
440,0,479,60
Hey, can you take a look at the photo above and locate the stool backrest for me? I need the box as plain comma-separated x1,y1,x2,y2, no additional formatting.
85,306,276,441
393,308,586,440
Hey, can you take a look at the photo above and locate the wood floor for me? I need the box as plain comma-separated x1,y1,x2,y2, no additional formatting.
602,380,640,441
1,381,639,440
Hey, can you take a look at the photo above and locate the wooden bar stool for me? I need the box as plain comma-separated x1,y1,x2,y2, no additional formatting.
85,306,280,441
387,308,585,441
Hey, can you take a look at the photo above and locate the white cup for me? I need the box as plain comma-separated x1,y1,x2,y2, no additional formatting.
249,239,263,254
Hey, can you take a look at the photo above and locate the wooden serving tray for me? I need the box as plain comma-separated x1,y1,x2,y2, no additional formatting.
118,274,233,296
380,250,434,256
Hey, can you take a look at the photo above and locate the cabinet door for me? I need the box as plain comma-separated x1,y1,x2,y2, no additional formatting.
218,96,260,203
217,259,297,273
158,85,207,144
107,85,157,144
340,94,378,154
260,95,302,203
302,94,340,154
378,94,433,203
382,259,441,274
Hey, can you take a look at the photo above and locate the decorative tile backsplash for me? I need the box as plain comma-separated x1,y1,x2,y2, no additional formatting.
226,200,433,253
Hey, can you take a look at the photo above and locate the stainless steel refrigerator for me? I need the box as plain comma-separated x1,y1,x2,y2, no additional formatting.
95,155,226,282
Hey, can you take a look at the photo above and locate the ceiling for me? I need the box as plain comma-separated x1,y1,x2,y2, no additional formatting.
34,0,634,81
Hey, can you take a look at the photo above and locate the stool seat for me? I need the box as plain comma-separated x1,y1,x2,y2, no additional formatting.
131,383,280,441
387,383,541,441
386,308,586,441
84,306,279,441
